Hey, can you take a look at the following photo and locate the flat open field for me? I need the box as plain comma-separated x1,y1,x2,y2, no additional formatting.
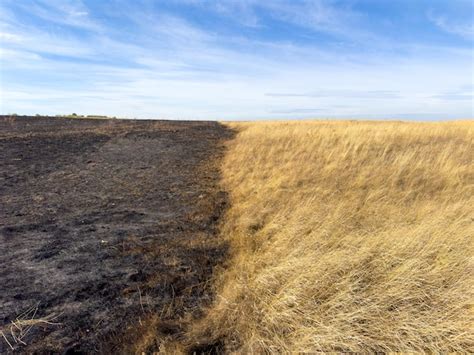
1,117,473,353
0,116,233,353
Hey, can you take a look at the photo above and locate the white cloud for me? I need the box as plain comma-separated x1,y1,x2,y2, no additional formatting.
0,31,23,42
32,0,99,30
173,0,368,39
2,48,471,120
428,11,474,40
1,1,472,119
0,47,41,61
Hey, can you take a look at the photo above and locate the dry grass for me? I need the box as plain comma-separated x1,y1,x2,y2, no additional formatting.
1,304,61,350
183,120,474,353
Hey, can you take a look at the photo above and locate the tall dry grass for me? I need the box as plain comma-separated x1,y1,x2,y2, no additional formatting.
185,120,474,353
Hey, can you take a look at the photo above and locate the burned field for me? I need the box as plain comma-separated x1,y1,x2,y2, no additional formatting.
0,116,233,353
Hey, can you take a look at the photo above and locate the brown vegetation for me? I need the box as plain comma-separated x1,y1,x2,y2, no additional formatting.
179,120,474,353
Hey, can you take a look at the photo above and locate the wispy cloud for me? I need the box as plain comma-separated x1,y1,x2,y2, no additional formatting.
428,10,474,40
173,0,372,42
0,0,472,119
0,31,23,42
10,0,101,32
432,88,474,101
266,90,401,99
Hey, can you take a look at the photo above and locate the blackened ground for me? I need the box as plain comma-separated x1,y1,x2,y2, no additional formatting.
0,116,234,353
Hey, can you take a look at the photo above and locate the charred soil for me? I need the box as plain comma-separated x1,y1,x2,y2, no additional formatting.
0,116,234,353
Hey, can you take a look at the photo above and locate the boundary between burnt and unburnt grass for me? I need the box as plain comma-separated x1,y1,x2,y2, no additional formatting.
169,120,474,353
119,120,237,354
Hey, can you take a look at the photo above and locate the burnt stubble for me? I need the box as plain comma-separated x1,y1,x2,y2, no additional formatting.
0,116,233,353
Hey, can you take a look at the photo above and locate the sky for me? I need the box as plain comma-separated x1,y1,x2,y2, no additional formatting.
0,0,473,120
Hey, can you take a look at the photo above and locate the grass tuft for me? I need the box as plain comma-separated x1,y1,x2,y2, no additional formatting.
1,304,61,349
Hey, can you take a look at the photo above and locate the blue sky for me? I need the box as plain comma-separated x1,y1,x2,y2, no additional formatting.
0,0,473,120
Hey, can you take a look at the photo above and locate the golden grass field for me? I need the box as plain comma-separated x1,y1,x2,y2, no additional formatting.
174,120,474,353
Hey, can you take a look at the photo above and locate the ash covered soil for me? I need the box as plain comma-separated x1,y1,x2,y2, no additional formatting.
0,116,234,353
